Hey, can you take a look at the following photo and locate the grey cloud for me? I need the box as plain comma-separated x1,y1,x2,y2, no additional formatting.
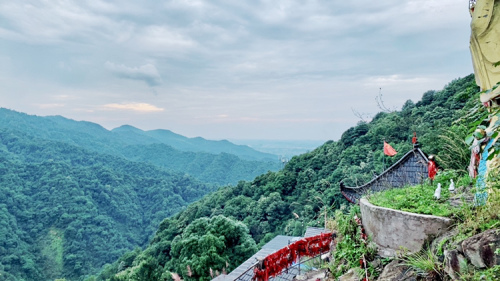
0,0,474,140
105,62,162,87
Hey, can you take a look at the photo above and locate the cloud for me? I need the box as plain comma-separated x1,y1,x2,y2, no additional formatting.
0,0,474,140
365,75,430,87
37,103,65,109
134,25,196,52
101,103,164,112
105,62,162,86
0,1,123,44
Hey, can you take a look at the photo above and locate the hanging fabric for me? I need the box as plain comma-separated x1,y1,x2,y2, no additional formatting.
253,232,334,281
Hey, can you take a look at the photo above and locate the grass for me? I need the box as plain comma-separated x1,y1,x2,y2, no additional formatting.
367,183,458,217
402,247,443,279
454,188,500,240
368,171,500,236
456,265,500,281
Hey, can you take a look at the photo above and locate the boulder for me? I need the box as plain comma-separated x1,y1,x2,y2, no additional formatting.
461,229,500,268
431,228,458,260
377,260,417,281
444,249,467,280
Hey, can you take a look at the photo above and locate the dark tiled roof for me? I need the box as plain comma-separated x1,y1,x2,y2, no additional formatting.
341,147,429,204
303,227,328,238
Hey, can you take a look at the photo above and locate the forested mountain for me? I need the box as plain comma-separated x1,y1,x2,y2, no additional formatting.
0,127,217,281
120,144,278,187
112,125,277,161
0,109,276,162
0,109,279,186
95,74,480,281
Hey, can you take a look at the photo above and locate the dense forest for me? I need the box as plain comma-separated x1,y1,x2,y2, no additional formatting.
0,113,280,280
93,74,479,281
0,110,279,186
0,127,218,281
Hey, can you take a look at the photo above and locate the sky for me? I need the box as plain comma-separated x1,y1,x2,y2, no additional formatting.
0,0,474,141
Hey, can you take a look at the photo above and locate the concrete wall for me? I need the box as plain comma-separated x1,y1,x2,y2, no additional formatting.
360,198,453,257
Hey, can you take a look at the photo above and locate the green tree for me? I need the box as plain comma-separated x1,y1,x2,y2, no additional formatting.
168,216,257,280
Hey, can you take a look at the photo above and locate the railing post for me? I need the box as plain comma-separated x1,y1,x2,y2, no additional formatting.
298,253,300,276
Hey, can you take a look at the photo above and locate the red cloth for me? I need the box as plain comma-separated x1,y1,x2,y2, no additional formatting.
383,141,397,156
253,233,333,281
428,160,437,180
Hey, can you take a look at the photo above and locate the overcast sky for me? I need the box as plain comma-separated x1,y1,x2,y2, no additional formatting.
0,0,473,141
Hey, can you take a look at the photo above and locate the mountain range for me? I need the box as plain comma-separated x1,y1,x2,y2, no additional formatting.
0,108,281,281
0,108,279,186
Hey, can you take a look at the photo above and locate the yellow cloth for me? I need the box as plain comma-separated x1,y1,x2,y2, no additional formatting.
470,0,500,103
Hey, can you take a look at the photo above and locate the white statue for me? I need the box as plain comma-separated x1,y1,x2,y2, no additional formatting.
434,183,442,200
449,179,455,192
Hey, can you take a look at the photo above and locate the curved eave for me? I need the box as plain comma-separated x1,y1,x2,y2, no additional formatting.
341,190,358,204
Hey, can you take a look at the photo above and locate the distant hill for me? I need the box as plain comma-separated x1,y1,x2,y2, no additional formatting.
0,109,279,186
112,125,277,161
120,143,279,186
0,109,277,162
229,139,326,158
0,110,120,154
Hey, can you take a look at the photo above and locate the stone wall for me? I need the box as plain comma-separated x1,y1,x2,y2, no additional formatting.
359,198,453,257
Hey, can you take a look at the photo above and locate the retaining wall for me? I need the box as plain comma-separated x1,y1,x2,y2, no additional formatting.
360,198,453,257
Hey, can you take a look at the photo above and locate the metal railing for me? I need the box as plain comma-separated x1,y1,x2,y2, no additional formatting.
233,253,327,281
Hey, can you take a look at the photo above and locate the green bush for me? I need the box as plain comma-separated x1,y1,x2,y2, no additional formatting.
367,181,458,217
328,205,377,279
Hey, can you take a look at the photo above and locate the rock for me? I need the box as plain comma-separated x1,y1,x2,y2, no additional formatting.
293,269,328,281
338,268,361,281
462,228,500,268
370,257,381,269
444,249,468,280
377,260,417,281
448,192,474,208
430,228,458,260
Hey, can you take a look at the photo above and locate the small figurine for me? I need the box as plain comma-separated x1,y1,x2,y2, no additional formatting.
448,179,455,192
434,183,442,200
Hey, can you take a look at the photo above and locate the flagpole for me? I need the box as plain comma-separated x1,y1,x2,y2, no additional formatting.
383,151,385,171
383,140,385,171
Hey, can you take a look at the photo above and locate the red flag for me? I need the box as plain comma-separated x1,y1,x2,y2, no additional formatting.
383,141,397,156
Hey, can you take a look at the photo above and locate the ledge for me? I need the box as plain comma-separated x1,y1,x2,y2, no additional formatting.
360,198,453,257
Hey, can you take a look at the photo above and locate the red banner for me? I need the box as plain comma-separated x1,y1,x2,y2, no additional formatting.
253,233,333,281
383,141,397,156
